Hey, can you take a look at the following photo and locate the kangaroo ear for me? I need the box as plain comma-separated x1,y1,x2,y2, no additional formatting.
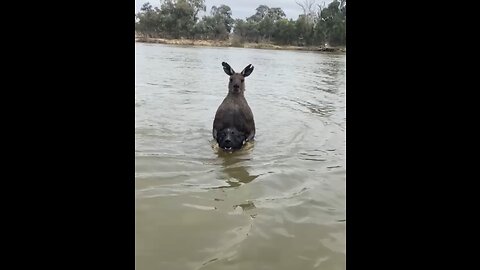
222,62,234,75
241,64,254,77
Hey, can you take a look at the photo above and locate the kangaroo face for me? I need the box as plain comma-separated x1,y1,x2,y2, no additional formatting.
228,73,245,94
222,62,254,95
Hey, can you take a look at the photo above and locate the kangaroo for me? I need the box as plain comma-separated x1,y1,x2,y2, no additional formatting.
213,62,255,151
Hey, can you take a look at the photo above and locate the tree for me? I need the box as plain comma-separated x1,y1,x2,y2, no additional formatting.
247,5,270,22
188,0,206,22
211,5,235,33
143,0,206,39
135,1,345,47
135,3,162,37
318,0,346,46
272,19,297,45
295,0,316,24
268,8,286,21
240,5,287,42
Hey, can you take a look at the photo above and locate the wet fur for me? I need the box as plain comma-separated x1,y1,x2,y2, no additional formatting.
216,127,246,150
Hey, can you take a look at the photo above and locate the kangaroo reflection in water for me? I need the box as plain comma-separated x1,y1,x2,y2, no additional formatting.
213,142,259,189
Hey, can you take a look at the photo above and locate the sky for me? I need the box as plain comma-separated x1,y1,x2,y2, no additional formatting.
135,0,334,20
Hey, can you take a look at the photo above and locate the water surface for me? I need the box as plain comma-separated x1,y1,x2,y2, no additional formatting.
135,43,346,270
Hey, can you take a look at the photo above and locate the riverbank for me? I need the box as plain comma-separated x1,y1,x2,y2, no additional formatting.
135,37,346,53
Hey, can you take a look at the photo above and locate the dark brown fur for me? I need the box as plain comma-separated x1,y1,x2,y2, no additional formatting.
213,62,255,149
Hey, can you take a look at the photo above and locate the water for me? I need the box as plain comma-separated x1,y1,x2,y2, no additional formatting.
135,43,346,270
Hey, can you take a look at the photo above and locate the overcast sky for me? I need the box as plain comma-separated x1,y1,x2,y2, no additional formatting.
135,0,334,20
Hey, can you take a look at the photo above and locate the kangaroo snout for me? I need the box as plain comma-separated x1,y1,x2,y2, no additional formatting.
233,84,240,93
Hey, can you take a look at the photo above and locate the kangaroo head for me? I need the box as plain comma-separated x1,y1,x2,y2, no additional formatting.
222,62,254,95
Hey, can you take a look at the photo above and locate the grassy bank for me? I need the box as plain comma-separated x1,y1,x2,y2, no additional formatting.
135,37,346,53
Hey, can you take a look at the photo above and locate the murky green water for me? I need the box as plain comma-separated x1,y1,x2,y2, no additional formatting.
135,43,346,270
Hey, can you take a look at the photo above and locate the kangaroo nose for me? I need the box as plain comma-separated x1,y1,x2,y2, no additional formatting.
233,84,239,89
224,139,231,146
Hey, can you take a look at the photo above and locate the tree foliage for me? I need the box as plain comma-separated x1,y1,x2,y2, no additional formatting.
135,0,346,46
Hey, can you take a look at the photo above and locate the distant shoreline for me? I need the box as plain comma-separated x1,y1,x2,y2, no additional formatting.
135,37,346,53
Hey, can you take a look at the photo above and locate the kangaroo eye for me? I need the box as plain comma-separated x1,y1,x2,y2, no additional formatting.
229,79,232,82
241,79,244,82
231,131,234,134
